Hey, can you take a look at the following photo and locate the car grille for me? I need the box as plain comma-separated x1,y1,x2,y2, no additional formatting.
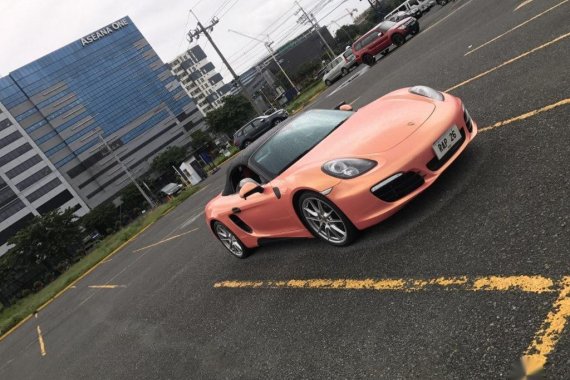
426,127,466,171
371,172,425,202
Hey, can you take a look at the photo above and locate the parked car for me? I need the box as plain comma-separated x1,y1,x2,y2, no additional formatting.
385,0,430,20
323,49,357,86
233,109,289,149
160,183,183,196
205,86,478,258
385,11,411,22
352,18,420,66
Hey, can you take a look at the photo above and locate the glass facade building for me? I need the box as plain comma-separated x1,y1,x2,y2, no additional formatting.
0,17,204,210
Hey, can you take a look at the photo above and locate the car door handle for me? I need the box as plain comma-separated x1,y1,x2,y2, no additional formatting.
232,207,241,214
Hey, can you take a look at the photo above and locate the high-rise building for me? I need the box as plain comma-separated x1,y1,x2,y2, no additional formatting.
169,45,232,115
0,102,88,255
0,17,204,212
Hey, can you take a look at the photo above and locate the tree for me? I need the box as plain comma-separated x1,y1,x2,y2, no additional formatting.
190,129,214,151
120,183,147,216
80,202,118,235
151,146,188,184
7,208,84,276
206,95,255,136
334,24,360,47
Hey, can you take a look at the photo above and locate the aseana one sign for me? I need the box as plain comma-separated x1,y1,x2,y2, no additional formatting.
81,18,129,46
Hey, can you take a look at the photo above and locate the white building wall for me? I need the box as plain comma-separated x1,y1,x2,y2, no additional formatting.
0,103,89,256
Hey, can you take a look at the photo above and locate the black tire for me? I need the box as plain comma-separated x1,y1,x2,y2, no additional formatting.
212,221,251,259
362,54,376,66
325,79,332,86
392,33,405,47
242,140,252,149
272,118,283,127
411,26,420,35
341,67,349,76
297,192,358,247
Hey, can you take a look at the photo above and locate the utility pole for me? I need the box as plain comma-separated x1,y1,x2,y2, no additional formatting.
228,29,300,94
82,129,156,208
295,0,336,60
346,8,358,22
187,11,262,115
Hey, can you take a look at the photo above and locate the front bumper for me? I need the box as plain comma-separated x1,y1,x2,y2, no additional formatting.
326,99,477,230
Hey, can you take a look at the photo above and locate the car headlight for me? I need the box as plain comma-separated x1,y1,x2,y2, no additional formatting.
322,158,377,179
409,85,444,101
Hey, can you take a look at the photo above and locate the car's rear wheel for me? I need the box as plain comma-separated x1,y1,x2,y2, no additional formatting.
325,79,332,86
298,193,357,247
213,221,250,259
392,33,405,47
341,67,349,76
362,54,375,66
242,140,252,149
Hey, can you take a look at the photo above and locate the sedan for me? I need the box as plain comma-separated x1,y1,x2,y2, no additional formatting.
205,86,477,258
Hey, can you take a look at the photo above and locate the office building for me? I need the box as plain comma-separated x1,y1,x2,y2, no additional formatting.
0,17,204,213
169,45,232,115
0,103,88,255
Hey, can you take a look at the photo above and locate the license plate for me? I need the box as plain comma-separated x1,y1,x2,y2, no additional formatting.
432,125,461,160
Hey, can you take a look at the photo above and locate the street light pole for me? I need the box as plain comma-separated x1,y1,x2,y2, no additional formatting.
188,11,262,115
228,29,300,94
295,0,336,60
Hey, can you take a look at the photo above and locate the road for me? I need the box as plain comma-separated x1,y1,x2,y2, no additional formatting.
1,0,570,378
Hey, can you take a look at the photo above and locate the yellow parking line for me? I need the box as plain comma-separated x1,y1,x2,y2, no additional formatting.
479,98,570,133
214,275,558,293
36,325,46,357
465,0,568,56
522,277,570,376
447,31,570,92
215,275,570,374
132,228,199,253
34,314,46,357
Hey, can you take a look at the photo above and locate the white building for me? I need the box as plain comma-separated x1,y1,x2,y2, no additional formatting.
0,102,88,256
169,45,232,116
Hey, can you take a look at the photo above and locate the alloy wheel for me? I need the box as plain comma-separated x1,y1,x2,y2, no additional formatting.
301,197,348,244
215,223,244,257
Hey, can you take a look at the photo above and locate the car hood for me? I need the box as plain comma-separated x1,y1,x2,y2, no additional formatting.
302,91,436,161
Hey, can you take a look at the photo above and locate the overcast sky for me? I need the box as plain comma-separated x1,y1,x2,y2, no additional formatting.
0,0,370,81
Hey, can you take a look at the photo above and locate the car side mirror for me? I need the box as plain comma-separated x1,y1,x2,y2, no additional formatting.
239,180,264,199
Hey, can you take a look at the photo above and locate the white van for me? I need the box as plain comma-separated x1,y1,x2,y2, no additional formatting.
384,0,433,20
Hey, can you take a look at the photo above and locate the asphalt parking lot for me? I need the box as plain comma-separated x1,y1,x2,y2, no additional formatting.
1,0,569,378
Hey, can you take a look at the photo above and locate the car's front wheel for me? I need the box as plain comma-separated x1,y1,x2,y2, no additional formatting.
298,193,357,247
362,54,375,66
325,79,332,86
213,221,250,258
341,67,349,76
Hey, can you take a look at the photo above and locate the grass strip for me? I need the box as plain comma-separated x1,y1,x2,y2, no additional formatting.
287,81,327,115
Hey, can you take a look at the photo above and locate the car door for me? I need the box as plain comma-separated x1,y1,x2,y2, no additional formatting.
250,118,267,138
221,166,301,236
365,29,389,55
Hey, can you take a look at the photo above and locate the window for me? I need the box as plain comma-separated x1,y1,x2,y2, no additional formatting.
6,155,42,178
15,166,52,191
27,177,62,202
0,131,22,149
0,198,26,221
0,143,32,166
0,118,13,132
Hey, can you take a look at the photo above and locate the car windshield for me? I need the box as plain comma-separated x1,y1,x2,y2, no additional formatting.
377,21,396,32
251,110,352,178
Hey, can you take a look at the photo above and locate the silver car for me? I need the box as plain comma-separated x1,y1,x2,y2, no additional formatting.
323,50,357,86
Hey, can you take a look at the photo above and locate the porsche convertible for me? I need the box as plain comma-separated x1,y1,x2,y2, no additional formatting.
205,86,477,258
